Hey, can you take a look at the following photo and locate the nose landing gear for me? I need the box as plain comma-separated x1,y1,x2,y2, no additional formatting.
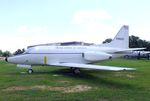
5,57,8,62
28,68,33,74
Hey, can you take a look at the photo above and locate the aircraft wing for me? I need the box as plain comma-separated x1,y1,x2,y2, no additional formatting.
50,63,135,71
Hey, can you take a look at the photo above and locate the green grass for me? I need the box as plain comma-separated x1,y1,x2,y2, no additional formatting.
0,58,150,101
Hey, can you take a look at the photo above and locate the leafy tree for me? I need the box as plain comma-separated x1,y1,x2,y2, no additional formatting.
2,51,11,57
102,38,112,44
129,35,141,48
0,50,2,56
129,35,150,50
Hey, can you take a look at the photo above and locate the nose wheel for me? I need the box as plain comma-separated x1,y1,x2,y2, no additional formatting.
28,69,33,74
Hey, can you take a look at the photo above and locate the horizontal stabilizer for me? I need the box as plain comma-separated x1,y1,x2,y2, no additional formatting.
125,48,146,51
114,48,146,53
50,63,135,71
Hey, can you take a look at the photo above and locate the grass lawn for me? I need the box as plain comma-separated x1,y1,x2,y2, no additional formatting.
0,58,150,101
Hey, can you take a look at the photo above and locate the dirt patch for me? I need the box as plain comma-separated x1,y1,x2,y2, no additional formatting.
3,85,92,93
126,74,135,78
3,86,30,91
115,72,135,78
52,74,62,77
58,80,70,84
64,85,92,93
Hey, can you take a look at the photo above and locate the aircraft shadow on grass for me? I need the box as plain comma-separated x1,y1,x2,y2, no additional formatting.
32,68,137,90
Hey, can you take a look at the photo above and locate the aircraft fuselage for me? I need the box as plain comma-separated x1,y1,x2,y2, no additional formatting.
7,46,125,65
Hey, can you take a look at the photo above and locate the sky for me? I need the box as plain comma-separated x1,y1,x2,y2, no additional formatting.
0,0,150,52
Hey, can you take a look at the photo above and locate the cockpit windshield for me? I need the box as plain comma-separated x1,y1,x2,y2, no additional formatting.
23,48,34,54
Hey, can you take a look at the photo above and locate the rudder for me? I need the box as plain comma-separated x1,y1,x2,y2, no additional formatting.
101,25,129,48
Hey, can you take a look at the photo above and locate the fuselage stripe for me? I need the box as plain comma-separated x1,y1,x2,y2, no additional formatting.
25,53,83,54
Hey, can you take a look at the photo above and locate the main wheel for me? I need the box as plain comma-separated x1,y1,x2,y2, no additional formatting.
73,68,80,74
28,69,33,74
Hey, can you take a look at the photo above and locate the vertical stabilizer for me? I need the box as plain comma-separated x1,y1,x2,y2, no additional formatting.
101,25,129,48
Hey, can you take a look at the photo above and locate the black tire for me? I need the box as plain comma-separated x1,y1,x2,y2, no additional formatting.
28,69,33,74
73,68,80,74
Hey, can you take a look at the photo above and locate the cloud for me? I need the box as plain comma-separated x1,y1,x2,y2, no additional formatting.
16,26,29,33
70,9,116,41
31,26,48,32
16,26,49,33
71,9,114,33
71,9,112,24
81,22,114,34
131,25,150,40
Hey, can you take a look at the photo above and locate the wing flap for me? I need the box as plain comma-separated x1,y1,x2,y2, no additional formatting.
50,63,135,71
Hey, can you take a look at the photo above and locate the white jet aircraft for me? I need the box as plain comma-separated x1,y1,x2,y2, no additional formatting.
5,25,143,74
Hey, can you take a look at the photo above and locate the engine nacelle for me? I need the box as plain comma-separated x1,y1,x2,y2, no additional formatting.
83,51,112,61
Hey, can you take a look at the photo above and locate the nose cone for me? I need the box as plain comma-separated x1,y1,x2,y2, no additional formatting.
6,55,27,64
5,57,8,62
6,56,19,64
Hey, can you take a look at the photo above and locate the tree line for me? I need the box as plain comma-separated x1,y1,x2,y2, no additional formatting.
0,49,25,57
103,35,150,51
0,50,11,57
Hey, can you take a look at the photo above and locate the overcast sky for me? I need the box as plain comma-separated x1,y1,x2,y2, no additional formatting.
0,0,150,52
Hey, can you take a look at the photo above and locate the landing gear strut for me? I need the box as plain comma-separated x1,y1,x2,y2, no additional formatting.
70,67,80,74
28,68,33,74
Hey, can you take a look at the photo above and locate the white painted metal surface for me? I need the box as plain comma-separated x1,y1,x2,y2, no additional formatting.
6,25,143,71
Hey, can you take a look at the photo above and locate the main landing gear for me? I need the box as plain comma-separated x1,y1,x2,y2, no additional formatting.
70,67,80,74
27,68,33,74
